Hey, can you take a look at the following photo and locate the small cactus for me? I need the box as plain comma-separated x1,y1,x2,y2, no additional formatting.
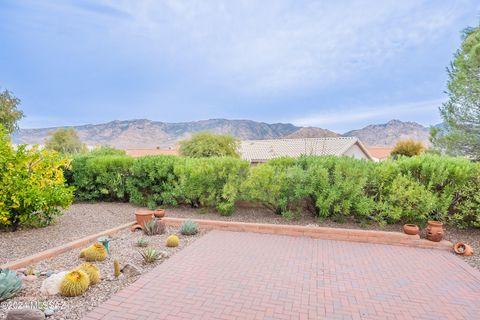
0,269,23,302
77,263,101,285
140,248,160,263
166,235,179,247
60,270,90,297
113,258,121,278
136,237,148,247
80,243,107,262
179,220,199,235
143,219,166,236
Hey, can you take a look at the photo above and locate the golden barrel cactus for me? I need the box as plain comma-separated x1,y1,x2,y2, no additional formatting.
60,270,90,297
166,235,179,247
77,263,101,285
80,243,107,262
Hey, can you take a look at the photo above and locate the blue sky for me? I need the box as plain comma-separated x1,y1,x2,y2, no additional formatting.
0,1,479,133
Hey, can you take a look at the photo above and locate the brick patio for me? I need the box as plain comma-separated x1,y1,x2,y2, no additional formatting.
84,231,480,320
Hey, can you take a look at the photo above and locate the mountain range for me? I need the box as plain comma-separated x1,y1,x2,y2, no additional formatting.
12,119,432,149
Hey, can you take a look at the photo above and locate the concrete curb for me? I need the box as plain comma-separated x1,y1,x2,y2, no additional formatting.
0,222,136,270
163,217,453,251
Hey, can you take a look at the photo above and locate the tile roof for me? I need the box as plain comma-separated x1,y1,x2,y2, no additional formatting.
239,137,372,162
367,147,393,160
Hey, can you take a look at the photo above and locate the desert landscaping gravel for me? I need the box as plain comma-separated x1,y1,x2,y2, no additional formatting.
0,226,204,320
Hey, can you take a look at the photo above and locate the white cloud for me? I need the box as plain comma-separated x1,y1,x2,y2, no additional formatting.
93,0,469,93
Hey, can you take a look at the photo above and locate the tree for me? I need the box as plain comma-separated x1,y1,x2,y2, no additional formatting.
391,140,425,158
433,26,480,160
45,128,86,154
179,132,239,158
0,89,24,134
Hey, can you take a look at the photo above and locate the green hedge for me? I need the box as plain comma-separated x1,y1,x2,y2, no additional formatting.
67,154,480,228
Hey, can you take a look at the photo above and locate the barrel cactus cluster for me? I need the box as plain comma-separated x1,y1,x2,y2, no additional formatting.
80,243,107,262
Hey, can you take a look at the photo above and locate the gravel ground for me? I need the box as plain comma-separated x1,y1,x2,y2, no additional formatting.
0,226,205,320
1,201,478,282
0,203,140,264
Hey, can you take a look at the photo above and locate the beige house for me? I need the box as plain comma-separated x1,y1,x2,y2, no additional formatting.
239,137,373,164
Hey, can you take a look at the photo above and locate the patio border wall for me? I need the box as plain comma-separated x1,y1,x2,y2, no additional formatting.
163,217,453,250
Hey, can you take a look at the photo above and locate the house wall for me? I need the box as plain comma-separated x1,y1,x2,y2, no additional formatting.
343,144,370,160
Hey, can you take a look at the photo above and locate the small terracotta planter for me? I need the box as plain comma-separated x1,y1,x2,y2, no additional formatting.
135,210,154,228
425,221,444,242
453,242,474,256
153,209,166,219
403,224,419,236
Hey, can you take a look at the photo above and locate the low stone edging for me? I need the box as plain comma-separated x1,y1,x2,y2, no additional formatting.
0,222,136,270
162,217,453,251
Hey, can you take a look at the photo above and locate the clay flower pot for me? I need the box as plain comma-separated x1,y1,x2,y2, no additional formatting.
135,210,154,228
153,209,166,219
453,242,474,256
425,221,444,242
403,224,419,236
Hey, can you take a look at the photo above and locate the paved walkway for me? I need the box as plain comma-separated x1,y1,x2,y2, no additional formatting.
84,231,480,320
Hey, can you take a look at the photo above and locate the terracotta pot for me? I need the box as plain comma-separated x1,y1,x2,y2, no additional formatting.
130,224,143,232
153,209,166,219
425,221,444,242
403,224,419,236
135,210,154,228
453,242,474,256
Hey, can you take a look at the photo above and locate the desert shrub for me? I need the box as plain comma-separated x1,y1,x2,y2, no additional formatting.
174,157,249,215
391,140,425,157
89,146,126,156
126,156,178,208
70,155,134,201
451,165,480,228
299,156,377,222
241,159,308,217
180,219,199,235
0,127,74,229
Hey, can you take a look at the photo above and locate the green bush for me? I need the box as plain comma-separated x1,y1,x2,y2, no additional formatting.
0,127,74,229
241,158,307,217
126,156,178,208
174,157,249,215
70,155,134,201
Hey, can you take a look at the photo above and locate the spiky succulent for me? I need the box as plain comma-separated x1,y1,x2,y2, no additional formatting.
77,263,101,285
166,235,179,247
80,243,107,262
136,237,148,247
179,220,199,235
59,270,90,297
0,269,23,302
143,219,165,236
113,258,121,278
140,248,160,263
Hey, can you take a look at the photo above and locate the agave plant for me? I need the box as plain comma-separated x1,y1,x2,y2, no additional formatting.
180,220,199,235
140,248,160,264
143,219,165,236
136,237,148,247
0,269,23,302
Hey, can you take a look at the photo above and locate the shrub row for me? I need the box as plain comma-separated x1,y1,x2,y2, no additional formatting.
67,154,480,227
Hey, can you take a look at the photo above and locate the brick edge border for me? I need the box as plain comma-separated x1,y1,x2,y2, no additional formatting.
0,222,135,270
163,217,453,251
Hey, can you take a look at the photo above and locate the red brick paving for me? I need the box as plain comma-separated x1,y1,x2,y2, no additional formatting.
84,231,480,320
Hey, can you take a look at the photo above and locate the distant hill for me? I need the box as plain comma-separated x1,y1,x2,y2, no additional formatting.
13,118,434,148
284,127,338,139
13,119,299,149
343,119,431,147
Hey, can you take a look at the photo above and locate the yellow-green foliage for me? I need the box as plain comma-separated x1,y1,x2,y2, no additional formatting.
113,258,121,278
77,263,101,285
60,270,90,297
166,235,179,247
80,243,107,262
0,127,74,229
